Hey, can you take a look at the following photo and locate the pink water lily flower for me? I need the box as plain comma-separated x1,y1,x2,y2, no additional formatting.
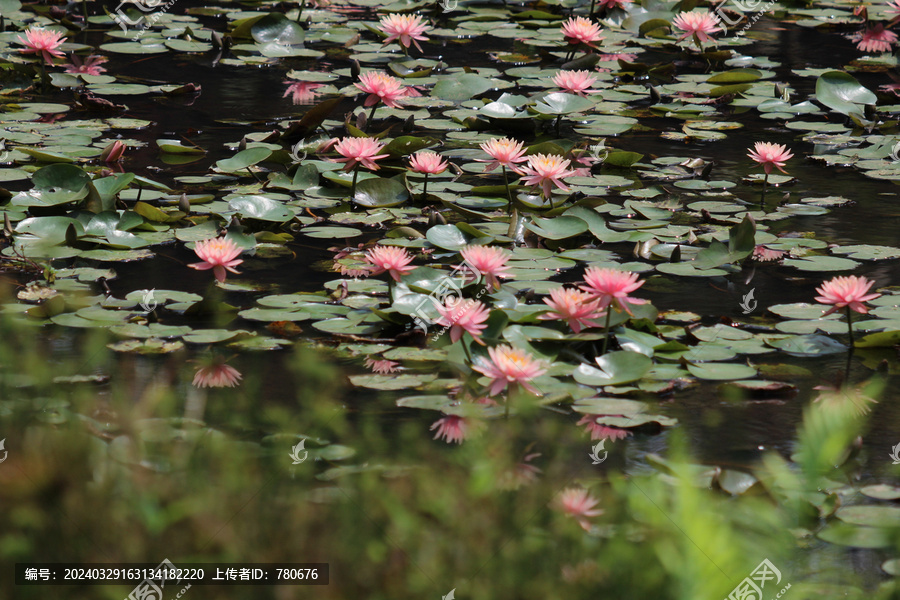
379,13,431,52
473,345,547,396
430,415,482,444
671,11,722,44
748,141,793,175
330,137,390,171
596,0,631,8
855,24,898,53
556,487,603,531
752,245,786,263
500,452,542,490
364,357,401,374
577,414,632,441
552,70,598,96
889,1,900,17
355,71,409,108
64,54,107,75
460,245,513,290
599,51,638,62
518,154,576,199
188,237,244,283
435,298,491,344
539,287,606,333
283,81,324,105
815,275,880,316
478,137,527,173
17,28,66,64
580,267,646,316
561,16,603,47
100,140,126,163
408,151,449,174
193,362,243,388
365,245,415,281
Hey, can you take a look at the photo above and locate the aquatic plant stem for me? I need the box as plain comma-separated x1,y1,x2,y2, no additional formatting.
366,104,378,130
502,165,514,212
844,340,852,382
505,382,517,419
351,166,360,197
601,309,613,355
38,61,46,94
461,337,474,364
421,172,429,202
589,0,596,18
846,305,855,348
760,172,768,204
82,0,88,23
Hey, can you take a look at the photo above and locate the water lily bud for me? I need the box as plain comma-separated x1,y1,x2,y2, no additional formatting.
99,140,125,163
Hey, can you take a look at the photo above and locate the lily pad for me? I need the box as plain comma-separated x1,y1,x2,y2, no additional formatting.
573,352,652,387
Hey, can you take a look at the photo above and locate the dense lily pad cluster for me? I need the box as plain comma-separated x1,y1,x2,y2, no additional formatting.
3,0,900,585
0,0,898,402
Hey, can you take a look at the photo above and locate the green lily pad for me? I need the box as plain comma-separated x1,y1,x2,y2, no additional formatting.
532,92,595,116
228,195,296,221
431,73,494,102
216,147,272,172
425,224,472,251
348,373,437,390
815,70,876,119
353,176,409,208
764,334,847,356
686,362,757,381
783,256,860,272
817,523,893,548
862,485,900,500
837,506,900,527
157,139,206,155
573,352,652,386
525,215,589,240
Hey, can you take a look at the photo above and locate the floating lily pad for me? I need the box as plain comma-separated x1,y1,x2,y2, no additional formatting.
817,523,893,548
348,374,437,390
765,334,847,356
687,362,757,381
573,352,652,387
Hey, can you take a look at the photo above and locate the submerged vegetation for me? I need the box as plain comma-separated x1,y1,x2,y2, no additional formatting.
1,0,900,597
